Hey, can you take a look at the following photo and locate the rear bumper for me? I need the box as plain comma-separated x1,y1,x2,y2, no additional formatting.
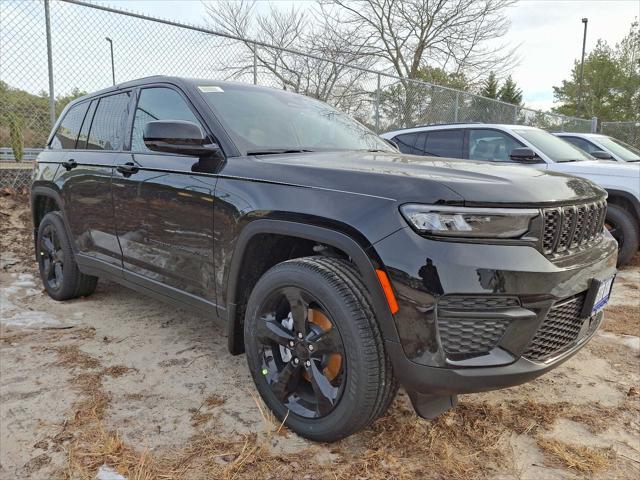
374,227,618,395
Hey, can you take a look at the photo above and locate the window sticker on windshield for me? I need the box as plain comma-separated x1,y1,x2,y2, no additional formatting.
198,86,224,93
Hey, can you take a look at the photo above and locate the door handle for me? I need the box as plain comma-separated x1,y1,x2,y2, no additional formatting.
116,162,139,175
61,159,77,171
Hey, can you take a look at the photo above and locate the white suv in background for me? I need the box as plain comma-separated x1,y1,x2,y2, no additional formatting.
554,132,640,163
381,124,640,265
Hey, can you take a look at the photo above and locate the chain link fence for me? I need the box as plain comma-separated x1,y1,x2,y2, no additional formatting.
601,121,640,149
1,0,597,174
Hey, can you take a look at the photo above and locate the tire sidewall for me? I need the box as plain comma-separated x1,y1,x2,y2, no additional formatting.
37,212,77,301
607,204,639,265
244,262,373,440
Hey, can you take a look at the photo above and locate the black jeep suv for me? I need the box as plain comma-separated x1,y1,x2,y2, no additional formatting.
32,76,617,442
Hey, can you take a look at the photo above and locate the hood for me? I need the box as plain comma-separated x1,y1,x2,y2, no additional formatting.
551,160,640,178
246,151,606,206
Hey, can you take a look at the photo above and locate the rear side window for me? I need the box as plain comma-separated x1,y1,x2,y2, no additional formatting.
85,92,131,151
423,130,464,158
131,87,203,152
393,132,428,155
50,102,89,150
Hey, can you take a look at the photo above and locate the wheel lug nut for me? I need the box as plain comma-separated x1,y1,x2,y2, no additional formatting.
288,340,295,347
293,358,299,365
308,344,314,351
297,332,304,339
305,360,311,367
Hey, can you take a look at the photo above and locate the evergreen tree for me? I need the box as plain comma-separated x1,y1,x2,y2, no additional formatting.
498,75,523,105
480,72,499,99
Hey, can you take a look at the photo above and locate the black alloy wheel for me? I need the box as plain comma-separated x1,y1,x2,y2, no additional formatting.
254,286,345,418
39,223,65,291
244,256,397,442
36,211,98,301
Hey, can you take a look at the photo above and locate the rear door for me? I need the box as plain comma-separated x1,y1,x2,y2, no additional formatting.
111,85,218,305
55,92,131,268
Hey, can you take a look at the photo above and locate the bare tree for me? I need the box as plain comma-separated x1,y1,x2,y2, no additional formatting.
320,0,517,83
205,1,376,117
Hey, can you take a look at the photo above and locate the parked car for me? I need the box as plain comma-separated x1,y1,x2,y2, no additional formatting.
381,124,639,265
32,77,617,442
555,132,640,163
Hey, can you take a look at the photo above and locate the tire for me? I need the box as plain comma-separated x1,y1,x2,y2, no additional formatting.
244,256,396,442
606,204,639,266
36,212,98,301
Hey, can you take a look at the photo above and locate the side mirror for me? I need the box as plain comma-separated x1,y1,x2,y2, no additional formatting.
143,120,221,157
509,147,540,163
591,150,614,160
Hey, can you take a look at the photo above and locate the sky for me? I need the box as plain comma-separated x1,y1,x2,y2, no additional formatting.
105,0,639,112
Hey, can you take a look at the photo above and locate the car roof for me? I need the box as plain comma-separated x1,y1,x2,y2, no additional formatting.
555,132,604,139
381,123,539,138
62,75,285,110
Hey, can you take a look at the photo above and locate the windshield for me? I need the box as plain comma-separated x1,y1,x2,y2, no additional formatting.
198,84,394,155
597,136,640,161
514,129,593,162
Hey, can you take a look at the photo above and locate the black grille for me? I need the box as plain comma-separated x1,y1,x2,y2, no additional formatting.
438,318,509,355
523,293,587,361
438,296,520,310
542,201,606,256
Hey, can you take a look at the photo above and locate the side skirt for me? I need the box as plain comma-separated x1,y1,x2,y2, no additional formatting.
76,254,223,327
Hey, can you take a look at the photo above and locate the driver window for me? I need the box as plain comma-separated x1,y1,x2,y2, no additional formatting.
468,129,523,162
131,87,203,152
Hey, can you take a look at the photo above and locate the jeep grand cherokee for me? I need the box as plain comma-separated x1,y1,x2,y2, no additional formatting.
31,76,618,442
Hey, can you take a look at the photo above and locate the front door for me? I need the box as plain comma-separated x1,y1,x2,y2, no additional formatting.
111,86,217,304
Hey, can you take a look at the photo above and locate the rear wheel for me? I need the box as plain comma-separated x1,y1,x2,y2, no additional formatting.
606,204,639,266
244,256,396,442
36,212,98,301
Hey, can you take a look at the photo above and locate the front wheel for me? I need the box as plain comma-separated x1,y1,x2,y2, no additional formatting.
244,256,396,442
606,204,639,266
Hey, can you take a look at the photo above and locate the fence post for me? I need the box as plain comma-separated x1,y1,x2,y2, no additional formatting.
44,0,56,127
375,73,381,133
560,116,565,132
590,117,598,133
513,104,518,124
454,91,459,122
253,43,258,85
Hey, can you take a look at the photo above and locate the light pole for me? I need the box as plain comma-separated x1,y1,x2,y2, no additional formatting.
105,37,115,86
576,18,588,115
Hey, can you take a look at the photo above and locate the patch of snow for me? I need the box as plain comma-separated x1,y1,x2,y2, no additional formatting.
0,273,63,327
96,465,126,480
598,331,640,352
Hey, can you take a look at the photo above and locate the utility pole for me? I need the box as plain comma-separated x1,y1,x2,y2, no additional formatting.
105,37,115,85
576,18,588,115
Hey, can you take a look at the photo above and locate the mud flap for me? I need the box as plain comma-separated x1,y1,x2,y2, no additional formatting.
408,391,458,419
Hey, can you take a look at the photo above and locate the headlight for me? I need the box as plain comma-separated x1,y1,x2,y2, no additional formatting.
400,204,538,238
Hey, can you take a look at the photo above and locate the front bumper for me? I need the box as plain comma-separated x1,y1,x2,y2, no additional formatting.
374,227,617,395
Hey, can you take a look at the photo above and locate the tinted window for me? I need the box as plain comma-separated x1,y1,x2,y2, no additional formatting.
131,87,203,152
393,133,418,154
423,130,464,158
86,92,130,151
50,102,89,150
76,100,97,150
563,136,599,154
468,129,523,162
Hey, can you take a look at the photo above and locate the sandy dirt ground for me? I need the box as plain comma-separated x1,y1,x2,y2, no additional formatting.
1,193,639,479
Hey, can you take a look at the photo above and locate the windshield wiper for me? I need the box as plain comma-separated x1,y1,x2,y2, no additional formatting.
247,149,314,156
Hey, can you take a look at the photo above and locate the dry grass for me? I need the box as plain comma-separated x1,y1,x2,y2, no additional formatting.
537,438,615,474
603,304,640,336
